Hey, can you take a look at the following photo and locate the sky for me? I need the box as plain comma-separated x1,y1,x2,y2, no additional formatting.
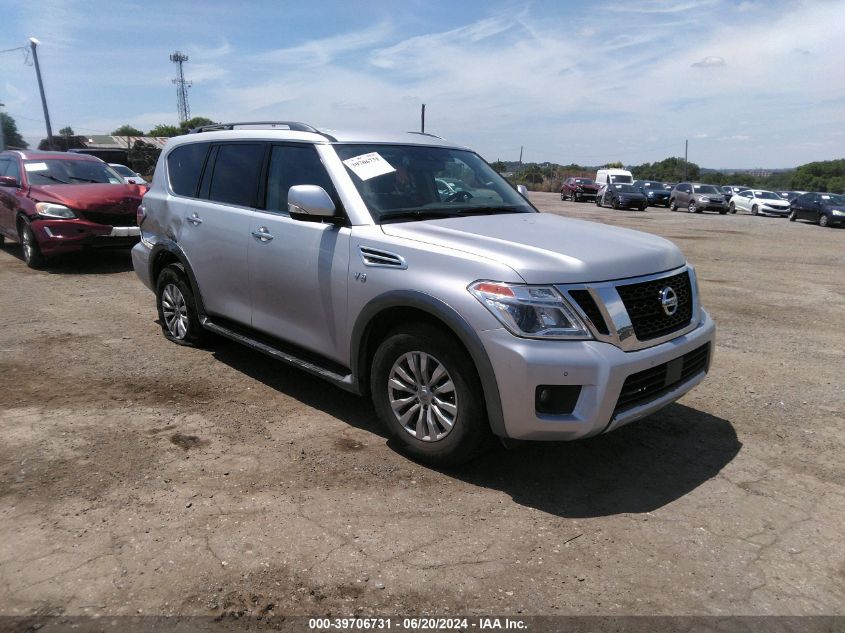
1,0,843,169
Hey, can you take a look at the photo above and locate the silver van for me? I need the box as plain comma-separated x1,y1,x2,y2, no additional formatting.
132,122,715,465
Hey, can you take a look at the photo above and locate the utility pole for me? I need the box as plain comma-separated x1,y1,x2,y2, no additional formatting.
170,51,192,125
683,139,688,181
0,102,5,152
29,38,53,150
420,104,425,134
518,146,523,179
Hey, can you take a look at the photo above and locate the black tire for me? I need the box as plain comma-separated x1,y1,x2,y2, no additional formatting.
560,192,565,201
19,222,45,269
751,205,759,216
0,234,5,246
370,323,490,466
155,263,206,346
595,195,602,207
640,203,647,211
573,192,579,202
612,197,620,210
729,202,736,214
688,201,697,214
788,210,797,222
819,214,829,228
669,199,677,211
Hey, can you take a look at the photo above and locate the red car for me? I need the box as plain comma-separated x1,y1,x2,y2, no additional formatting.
0,150,145,268
560,177,600,202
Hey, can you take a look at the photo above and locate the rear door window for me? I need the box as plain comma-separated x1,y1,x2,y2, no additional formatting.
207,144,265,207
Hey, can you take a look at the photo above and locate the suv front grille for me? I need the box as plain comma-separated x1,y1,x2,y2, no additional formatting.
614,343,710,415
568,289,609,335
615,271,693,341
82,211,137,227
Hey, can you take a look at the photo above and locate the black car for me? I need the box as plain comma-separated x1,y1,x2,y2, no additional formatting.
776,190,806,202
789,192,845,228
633,180,670,207
597,183,647,210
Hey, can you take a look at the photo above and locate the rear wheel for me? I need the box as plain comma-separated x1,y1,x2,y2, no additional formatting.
729,202,736,214
612,198,620,210
370,323,490,466
560,191,565,200
640,202,647,211
156,264,206,346
819,214,829,228
19,222,45,269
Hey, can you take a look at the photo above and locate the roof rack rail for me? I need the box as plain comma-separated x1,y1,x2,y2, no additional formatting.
188,121,336,142
406,131,443,140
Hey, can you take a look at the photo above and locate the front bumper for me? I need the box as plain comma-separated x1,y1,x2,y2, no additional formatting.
31,218,140,255
760,206,790,216
480,311,716,440
616,197,646,209
573,189,598,199
647,194,670,206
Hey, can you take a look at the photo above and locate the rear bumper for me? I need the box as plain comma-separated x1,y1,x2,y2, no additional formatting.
131,239,154,291
31,218,139,255
480,311,716,440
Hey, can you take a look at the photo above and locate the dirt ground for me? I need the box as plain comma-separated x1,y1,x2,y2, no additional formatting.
1,193,843,621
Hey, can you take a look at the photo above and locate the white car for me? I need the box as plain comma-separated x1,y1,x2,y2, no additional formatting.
109,163,148,185
729,189,791,216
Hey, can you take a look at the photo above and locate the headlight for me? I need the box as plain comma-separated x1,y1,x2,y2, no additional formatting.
832,210,845,216
697,195,709,202
468,281,592,340
35,202,76,219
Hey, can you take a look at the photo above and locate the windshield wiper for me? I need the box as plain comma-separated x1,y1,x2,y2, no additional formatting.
378,209,460,223
36,174,70,184
67,177,101,183
453,206,524,216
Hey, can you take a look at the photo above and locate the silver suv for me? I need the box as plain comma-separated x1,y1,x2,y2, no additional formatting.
132,122,715,465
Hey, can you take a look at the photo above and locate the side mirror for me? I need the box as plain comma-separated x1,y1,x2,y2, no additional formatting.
288,185,337,218
517,184,529,197
0,175,19,187
127,178,138,184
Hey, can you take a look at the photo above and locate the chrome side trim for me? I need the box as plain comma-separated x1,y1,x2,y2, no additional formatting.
559,265,701,352
359,246,407,269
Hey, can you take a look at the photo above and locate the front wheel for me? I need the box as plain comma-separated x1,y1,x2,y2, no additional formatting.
688,201,698,214
19,222,45,269
669,199,677,211
370,324,490,466
595,195,602,207
560,192,565,200
156,264,206,346
612,198,620,210
819,214,829,228
640,203,647,211
729,202,736,214
788,210,797,222
751,205,759,216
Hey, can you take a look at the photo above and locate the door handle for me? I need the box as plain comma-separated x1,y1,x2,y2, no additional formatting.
187,213,203,225
251,227,274,242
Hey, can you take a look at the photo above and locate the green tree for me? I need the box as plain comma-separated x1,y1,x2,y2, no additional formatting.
1,112,28,149
112,124,144,136
148,124,181,137
490,160,507,173
179,117,216,133
59,126,75,137
631,157,699,182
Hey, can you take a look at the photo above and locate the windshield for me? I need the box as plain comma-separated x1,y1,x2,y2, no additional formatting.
643,181,664,189
693,185,721,194
613,184,638,193
110,164,135,177
334,144,534,222
822,194,845,205
24,159,124,185
574,178,595,184
609,174,632,184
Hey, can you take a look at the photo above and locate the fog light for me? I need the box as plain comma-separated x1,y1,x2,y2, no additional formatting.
535,385,582,415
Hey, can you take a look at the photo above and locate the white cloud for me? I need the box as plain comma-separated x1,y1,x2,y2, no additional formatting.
691,56,727,68
259,22,392,67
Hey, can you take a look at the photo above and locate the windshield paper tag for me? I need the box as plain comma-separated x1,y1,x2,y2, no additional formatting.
24,162,48,172
342,152,396,181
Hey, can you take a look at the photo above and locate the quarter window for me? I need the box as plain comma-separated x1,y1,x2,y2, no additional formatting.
167,143,209,197
208,144,265,207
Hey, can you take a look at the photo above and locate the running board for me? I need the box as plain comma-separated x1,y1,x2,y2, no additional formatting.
200,317,357,391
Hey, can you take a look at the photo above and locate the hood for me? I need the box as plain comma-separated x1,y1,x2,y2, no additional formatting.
380,212,685,284
29,183,145,211
760,198,789,206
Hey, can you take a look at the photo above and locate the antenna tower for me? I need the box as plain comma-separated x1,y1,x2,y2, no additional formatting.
169,51,192,124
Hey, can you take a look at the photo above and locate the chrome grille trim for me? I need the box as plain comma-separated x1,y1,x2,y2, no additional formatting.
557,265,701,352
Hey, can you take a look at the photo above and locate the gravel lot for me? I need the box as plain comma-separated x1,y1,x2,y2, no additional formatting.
1,193,843,620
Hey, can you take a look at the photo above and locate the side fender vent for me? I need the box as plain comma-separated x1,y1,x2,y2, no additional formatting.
359,246,407,269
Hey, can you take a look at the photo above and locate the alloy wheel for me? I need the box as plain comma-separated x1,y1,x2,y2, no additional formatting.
387,351,457,442
161,283,189,339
